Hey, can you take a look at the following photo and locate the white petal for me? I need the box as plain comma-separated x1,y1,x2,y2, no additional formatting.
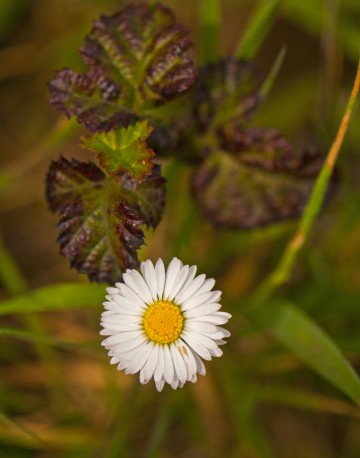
110,356,121,365
99,323,143,336
101,314,141,325
208,290,222,303
163,344,175,384
101,315,142,326
142,260,158,301
116,283,147,308
125,341,153,374
181,291,215,311
175,274,206,304
141,344,159,384
209,347,223,357
177,341,197,380
190,348,206,375
186,278,215,299
156,378,166,392
215,339,227,345
103,301,133,314
101,322,142,333
117,360,127,370
192,312,231,325
164,258,182,300
123,270,153,304
184,321,218,334
166,265,189,300
154,346,165,383
184,303,221,318
109,336,146,354
181,332,212,361
209,329,231,340
101,330,142,345
171,375,179,390
155,258,166,299
169,343,188,383
189,332,219,351
111,295,145,314
174,265,197,299
106,287,119,295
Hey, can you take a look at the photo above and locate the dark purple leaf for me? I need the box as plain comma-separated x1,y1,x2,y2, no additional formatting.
48,3,196,132
192,129,324,229
48,68,136,133
46,157,165,283
193,58,260,132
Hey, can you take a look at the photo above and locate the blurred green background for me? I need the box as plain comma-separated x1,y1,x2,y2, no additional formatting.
1,0,360,456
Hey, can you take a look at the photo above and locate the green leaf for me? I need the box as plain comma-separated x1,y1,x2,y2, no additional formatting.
192,129,323,228
256,303,360,405
0,326,96,351
48,4,196,132
0,283,105,315
46,157,165,283
82,120,154,179
235,0,282,60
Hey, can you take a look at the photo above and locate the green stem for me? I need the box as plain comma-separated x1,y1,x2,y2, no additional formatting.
235,0,282,60
0,239,64,413
252,60,360,306
199,0,221,64
0,238,27,295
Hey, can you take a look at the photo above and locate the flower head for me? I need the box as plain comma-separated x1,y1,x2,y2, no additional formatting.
100,257,231,391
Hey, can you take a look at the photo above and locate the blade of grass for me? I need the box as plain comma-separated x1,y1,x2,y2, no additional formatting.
0,283,106,315
260,385,360,418
252,59,360,306
145,397,174,458
235,0,282,60
0,238,27,294
0,412,45,446
259,46,286,99
0,327,98,352
199,0,221,63
254,301,360,405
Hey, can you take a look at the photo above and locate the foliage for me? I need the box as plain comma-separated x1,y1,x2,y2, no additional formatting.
46,157,165,282
46,2,331,282
1,0,360,456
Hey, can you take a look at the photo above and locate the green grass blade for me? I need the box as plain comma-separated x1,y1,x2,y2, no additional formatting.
0,283,106,316
0,327,97,351
145,402,173,458
252,60,360,305
199,0,221,63
260,385,360,418
0,239,27,295
255,302,360,405
235,0,282,60
259,46,286,99
0,411,45,445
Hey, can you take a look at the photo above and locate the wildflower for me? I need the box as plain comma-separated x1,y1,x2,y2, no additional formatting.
100,257,231,391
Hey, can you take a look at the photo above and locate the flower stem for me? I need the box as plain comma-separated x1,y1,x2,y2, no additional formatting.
252,59,360,307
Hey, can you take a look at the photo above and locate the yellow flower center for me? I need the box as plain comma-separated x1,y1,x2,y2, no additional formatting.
143,300,184,344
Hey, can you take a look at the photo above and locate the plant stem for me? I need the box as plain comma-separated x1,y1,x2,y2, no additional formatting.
252,59,360,306
199,0,221,64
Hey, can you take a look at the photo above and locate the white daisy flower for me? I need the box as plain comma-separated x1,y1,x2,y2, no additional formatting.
100,257,231,392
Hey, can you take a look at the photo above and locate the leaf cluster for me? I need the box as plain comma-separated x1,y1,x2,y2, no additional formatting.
46,2,325,283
